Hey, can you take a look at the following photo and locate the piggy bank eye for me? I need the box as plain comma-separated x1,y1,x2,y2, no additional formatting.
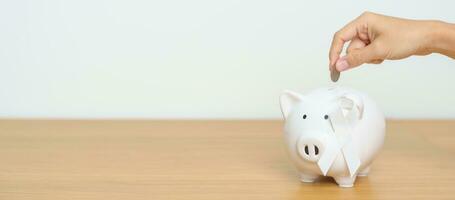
324,115,329,120
302,114,307,119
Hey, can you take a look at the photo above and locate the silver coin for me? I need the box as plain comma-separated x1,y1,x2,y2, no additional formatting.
330,68,340,82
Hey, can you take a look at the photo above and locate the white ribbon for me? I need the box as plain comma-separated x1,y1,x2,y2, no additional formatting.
316,101,361,177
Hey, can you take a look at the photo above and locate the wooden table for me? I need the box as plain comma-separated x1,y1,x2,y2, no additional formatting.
0,120,454,199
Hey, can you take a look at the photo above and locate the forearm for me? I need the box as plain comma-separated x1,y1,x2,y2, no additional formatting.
428,21,455,59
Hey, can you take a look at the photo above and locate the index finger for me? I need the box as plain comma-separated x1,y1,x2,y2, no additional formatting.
329,18,361,68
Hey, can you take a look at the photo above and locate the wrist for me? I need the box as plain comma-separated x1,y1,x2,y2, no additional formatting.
426,20,455,57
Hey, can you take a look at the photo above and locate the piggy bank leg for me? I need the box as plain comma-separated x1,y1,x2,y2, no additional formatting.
333,176,357,187
298,173,319,183
357,166,371,177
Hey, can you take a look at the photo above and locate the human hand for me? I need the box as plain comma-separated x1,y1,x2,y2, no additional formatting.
329,12,451,72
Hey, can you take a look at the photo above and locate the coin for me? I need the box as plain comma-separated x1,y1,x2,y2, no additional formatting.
330,68,340,82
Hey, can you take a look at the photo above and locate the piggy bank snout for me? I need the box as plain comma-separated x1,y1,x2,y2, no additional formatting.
297,137,324,162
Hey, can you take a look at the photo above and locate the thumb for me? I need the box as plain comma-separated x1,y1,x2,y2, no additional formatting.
336,42,383,71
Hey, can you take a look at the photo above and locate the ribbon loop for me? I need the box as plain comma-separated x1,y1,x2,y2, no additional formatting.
317,102,361,177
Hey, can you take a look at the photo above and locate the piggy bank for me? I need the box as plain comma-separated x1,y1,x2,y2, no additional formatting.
280,87,385,187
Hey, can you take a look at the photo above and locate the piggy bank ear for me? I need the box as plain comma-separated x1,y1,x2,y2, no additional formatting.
280,90,303,119
339,94,364,120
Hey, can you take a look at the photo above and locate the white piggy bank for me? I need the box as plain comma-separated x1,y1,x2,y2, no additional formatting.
280,87,385,187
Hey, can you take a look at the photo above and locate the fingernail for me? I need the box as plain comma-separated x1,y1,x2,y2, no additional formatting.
336,56,349,71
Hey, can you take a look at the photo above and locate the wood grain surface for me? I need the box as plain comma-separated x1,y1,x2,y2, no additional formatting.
0,120,454,200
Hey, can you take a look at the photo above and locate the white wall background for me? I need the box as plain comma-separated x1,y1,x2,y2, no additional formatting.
0,0,454,119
